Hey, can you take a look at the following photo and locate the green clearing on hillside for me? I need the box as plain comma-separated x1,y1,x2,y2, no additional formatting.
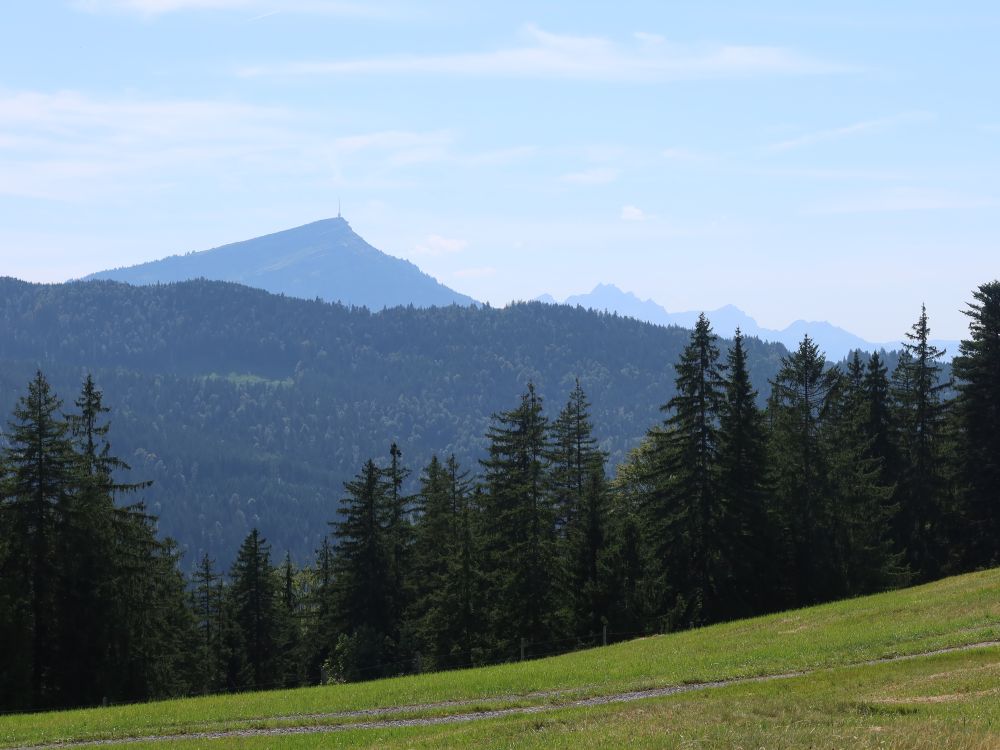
116,646,1000,750
3,568,998,749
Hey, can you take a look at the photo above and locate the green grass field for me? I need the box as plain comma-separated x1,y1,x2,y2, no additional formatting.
3,568,999,749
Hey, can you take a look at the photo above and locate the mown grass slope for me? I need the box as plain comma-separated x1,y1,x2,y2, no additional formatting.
3,568,998,748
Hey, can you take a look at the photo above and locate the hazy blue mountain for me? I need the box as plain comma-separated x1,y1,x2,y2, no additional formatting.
547,284,958,360
84,217,476,310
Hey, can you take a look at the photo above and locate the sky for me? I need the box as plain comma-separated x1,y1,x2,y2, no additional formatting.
1,1,998,342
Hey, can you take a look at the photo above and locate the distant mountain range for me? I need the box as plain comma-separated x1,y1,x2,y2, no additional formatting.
84,217,476,310
542,284,959,361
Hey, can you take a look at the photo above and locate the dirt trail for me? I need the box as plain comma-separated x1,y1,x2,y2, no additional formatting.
18,640,1000,749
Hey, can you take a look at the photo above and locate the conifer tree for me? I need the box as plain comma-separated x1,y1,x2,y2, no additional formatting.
892,305,950,579
863,352,898,484
716,329,774,617
768,336,841,604
303,536,335,682
607,440,658,636
330,459,394,680
952,280,1000,567
383,443,413,659
549,381,609,640
277,552,303,686
824,366,905,593
649,314,726,627
191,553,225,692
409,455,482,669
228,528,281,689
480,384,561,658
0,371,78,708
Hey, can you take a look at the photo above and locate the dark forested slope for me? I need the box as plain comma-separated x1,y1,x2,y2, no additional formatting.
0,277,787,565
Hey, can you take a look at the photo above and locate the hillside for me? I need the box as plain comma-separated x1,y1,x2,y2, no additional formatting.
0,277,788,566
83,217,476,310
3,568,997,748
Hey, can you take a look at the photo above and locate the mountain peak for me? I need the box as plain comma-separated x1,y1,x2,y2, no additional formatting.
84,218,476,310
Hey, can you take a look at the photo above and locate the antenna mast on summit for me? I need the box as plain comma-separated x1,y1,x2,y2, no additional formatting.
338,198,341,218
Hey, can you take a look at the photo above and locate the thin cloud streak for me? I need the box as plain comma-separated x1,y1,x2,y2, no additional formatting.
0,89,516,201
240,24,853,81
767,112,933,152
73,0,393,18
810,187,997,214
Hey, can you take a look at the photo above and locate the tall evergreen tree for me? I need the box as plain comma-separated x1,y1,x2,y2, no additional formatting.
409,455,483,670
892,305,950,580
383,443,413,660
191,553,225,692
330,459,395,680
768,336,841,605
0,371,78,708
716,329,774,618
228,528,281,689
549,381,609,640
952,280,1000,567
863,352,898,484
480,384,561,658
648,314,726,627
606,442,657,637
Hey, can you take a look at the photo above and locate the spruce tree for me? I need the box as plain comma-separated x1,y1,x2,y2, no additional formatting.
607,440,658,636
228,528,281,689
892,305,950,579
191,553,225,692
952,280,1000,567
480,384,561,658
824,365,904,594
383,443,413,661
0,371,78,708
549,381,609,640
409,455,482,670
768,336,841,604
330,459,394,680
716,329,774,617
649,314,726,627
863,352,898,485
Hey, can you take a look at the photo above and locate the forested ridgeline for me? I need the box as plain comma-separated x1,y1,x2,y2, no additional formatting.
1,280,996,714
0,276,788,565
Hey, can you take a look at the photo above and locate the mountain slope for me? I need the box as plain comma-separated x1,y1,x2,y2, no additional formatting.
552,284,958,360
0,277,788,565
84,217,476,310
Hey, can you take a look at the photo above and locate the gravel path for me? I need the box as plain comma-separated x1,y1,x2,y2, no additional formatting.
18,640,1000,749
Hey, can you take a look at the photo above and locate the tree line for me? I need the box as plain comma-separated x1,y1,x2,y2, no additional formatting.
1,281,997,712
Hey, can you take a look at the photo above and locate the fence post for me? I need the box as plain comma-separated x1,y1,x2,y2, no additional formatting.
520,637,526,661
603,623,607,647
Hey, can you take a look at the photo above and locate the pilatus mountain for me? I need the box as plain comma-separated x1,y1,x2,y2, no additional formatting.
85,216,477,310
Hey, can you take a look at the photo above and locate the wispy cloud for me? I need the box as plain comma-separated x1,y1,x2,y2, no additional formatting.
811,187,997,214
412,234,468,257
767,112,932,152
621,205,648,221
0,89,484,201
73,0,391,18
560,167,620,185
240,23,851,81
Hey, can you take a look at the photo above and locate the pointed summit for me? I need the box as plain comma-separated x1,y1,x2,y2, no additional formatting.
84,218,476,310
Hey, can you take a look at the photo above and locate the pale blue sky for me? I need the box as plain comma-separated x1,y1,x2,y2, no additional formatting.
1,1,998,341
